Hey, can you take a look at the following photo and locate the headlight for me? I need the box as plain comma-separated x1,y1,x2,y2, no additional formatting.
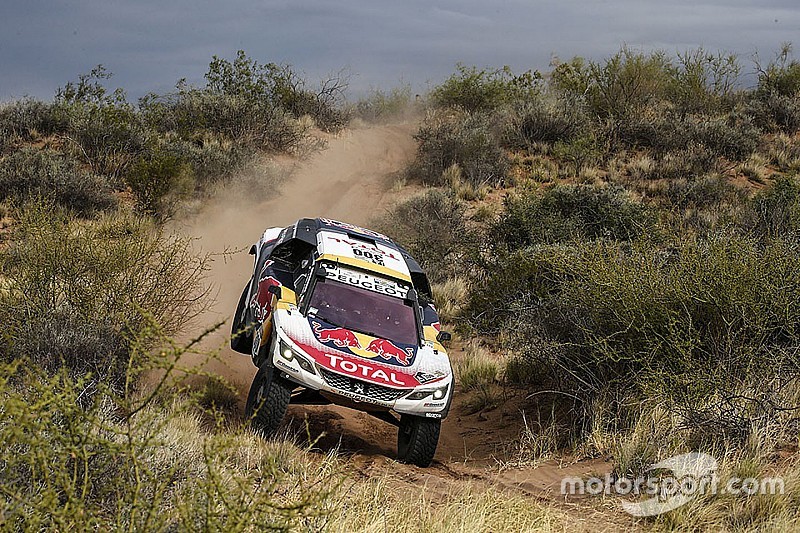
279,340,294,360
279,339,316,374
406,384,449,401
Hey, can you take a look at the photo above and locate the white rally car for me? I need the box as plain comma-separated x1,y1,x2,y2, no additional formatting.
231,218,453,467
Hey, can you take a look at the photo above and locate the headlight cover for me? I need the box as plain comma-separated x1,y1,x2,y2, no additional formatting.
279,339,316,374
406,383,449,401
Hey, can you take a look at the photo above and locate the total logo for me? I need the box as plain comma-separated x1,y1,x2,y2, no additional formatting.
323,353,406,386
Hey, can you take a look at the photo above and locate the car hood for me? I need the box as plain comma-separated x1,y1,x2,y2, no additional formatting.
276,309,451,388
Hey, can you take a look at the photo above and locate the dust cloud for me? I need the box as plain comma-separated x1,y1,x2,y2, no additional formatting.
173,123,417,390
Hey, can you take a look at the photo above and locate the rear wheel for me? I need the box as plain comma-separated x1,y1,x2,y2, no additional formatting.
245,363,292,438
397,415,440,467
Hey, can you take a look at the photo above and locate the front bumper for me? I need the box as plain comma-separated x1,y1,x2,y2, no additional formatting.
271,334,452,419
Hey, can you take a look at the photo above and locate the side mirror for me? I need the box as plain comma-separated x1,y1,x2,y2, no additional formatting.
436,330,452,343
268,284,282,299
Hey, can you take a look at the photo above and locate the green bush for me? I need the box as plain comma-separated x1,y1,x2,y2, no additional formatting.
54,67,148,179
125,146,194,218
141,89,306,153
431,64,541,112
0,99,58,151
465,244,574,335
473,236,800,444
668,49,741,116
756,44,800,99
493,184,656,249
206,51,349,131
159,136,251,186
0,203,209,391
0,349,330,529
502,99,588,148
665,174,746,211
373,189,473,282
550,49,673,121
618,111,759,162
409,110,508,187
747,175,800,240
746,92,800,133
0,148,116,215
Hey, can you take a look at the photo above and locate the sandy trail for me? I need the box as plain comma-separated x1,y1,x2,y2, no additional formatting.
177,121,625,530
176,123,417,388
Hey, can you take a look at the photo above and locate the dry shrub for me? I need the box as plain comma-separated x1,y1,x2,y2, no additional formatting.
0,147,117,216
408,110,509,188
373,188,475,282
0,202,209,391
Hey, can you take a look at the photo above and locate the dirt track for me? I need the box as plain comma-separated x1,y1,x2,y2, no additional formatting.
179,122,625,530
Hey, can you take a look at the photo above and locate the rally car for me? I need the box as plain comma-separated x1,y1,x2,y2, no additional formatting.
230,218,453,467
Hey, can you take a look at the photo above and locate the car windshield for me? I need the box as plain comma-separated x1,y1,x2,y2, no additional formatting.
308,278,418,345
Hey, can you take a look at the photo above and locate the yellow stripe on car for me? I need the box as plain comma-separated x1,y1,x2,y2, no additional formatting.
317,254,412,282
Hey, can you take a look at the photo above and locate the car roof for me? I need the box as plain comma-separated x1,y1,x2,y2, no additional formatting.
316,228,412,281
273,218,432,297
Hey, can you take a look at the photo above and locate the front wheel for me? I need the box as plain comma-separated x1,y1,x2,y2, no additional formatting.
245,364,292,438
397,415,441,467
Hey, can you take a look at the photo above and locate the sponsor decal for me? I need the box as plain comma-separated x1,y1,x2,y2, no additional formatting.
425,413,442,418
291,337,419,387
274,359,297,373
325,236,401,262
308,316,418,368
312,322,361,348
415,371,444,384
324,352,405,385
365,338,414,366
320,263,409,298
423,401,445,408
250,260,280,321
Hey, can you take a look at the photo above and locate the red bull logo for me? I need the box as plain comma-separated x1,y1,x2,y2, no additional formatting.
312,322,361,348
366,338,414,366
251,274,280,321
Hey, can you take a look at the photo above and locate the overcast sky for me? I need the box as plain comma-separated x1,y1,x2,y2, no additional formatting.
1,0,798,102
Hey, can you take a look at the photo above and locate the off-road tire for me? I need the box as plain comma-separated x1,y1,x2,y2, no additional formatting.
230,283,252,354
245,363,292,438
397,415,440,467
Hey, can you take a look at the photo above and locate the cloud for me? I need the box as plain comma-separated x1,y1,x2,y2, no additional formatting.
1,0,798,101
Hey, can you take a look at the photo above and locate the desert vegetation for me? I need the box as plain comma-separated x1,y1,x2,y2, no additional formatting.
0,52,348,220
3,43,800,530
379,44,800,530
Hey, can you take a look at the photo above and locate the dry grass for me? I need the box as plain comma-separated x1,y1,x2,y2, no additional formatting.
443,163,487,200
135,397,567,532
453,340,500,391
651,440,800,531
500,410,564,468
626,153,656,181
322,478,564,532
739,155,769,184
578,165,605,185
766,133,800,173
391,175,408,192
431,276,468,322
452,341,504,413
